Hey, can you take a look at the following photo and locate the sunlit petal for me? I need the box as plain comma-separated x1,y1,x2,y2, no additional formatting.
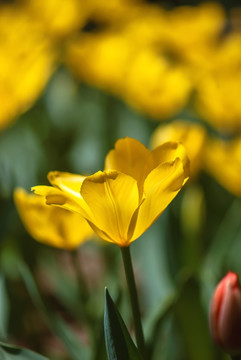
80,170,139,246
151,142,189,173
131,158,189,241
14,188,93,249
151,121,206,178
105,137,151,184
31,185,87,215
48,171,85,198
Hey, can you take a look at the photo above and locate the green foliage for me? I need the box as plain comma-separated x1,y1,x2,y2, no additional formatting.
0,341,49,360
104,288,141,360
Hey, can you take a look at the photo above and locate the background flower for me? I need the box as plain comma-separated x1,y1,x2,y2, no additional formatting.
14,188,94,249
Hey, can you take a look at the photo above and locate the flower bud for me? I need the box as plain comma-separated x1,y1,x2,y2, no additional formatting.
209,271,241,355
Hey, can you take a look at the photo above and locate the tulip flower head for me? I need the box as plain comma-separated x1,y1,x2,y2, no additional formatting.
209,271,241,356
14,188,93,250
32,137,189,247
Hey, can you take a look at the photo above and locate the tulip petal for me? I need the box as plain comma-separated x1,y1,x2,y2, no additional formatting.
131,158,189,241
151,142,189,173
48,171,85,198
219,277,241,351
86,220,116,244
31,185,89,216
14,188,93,250
151,121,206,178
105,137,151,184
80,170,139,246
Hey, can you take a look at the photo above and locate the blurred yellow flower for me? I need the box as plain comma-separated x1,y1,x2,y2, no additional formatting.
203,136,241,196
83,0,143,28
195,71,241,133
0,4,56,131
24,0,85,38
123,50,191,119
163,2,225,63
151,120,206,178
120,5,166,47
66,32,134,94
190,27,241,132
32,138,189,247
14,188,93,250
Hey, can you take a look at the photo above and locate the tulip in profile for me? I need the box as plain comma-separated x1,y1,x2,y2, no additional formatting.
14,188,94,250
209,271,241,356
32,137,189,247
31,137,189,357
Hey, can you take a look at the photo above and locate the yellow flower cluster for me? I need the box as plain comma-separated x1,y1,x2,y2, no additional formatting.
0,0,85,131
65,2,241,131
16,138,189,249
0,3,56,131
2,1,241,133
65,1,193,120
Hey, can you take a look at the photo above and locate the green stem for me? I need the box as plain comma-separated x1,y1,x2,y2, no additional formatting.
121,246,145,358
71,249,88,304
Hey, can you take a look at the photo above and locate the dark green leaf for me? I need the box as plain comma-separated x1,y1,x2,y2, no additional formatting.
104,288,141,360
0,341,49,360
0,274,9,340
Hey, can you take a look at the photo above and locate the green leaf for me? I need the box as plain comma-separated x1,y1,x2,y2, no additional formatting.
0,274,9,340
0,341,49,360
104,288,141,360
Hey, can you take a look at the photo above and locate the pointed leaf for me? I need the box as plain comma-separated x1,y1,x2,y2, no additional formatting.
0,341,49,360
0,274,9,339
104,288,141,360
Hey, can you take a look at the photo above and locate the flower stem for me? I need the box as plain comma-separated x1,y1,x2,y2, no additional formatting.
121,246,145,358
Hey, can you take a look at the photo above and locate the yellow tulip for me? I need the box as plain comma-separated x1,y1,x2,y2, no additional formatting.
0,5,56,131
163,3,225,62
24,0,85,38
66,32,134,95
203,136,241,197
14,188,94,250
151,120,206,178
195,71,241,133
32,138,189,247
122,50,191,120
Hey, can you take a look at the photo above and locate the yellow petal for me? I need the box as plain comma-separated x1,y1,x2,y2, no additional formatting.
105,138,189,195
131,158,189,241
14,188,93,250
151,141,189,173
34,172,91,217
31,185,86,215
48,171,85,198
80,170,139,246
105,137,151,184
150,121,206,178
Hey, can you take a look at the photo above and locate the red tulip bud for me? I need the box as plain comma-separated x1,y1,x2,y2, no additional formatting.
209,271,241,355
